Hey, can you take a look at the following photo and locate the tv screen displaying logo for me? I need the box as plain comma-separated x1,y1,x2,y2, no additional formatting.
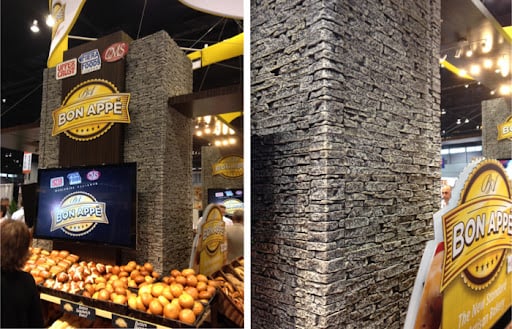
207,188,243,216
34,162,137,248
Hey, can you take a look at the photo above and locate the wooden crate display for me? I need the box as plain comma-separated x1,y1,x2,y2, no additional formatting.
210,258,244,328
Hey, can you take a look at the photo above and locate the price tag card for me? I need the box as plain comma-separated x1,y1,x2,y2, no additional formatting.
112,315,156,329
60,301,96,320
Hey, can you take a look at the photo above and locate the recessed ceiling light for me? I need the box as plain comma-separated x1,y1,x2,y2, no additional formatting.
30,20,40,33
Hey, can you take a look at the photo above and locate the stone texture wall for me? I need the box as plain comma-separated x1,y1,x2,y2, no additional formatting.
38,31,193,274
201,145,244,209
482,98,512,160
251,1,441,328
124,31,193,274
35,68,61,250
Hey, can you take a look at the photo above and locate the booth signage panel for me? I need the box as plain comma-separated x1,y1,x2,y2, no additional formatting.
440,159,512,329
497,116,512,141
212,155,243,178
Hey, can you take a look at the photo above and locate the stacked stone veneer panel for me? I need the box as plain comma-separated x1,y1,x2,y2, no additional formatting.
39,31,193,274
251,1,441,328
482,98,512,160
35,68,62,251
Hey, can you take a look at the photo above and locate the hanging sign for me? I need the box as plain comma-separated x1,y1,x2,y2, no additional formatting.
212,155,243,178
52,79,130,141
22,152,32,174
497,116,512,141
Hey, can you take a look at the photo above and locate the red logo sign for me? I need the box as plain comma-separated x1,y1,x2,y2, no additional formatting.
86,170,101,181
50,177,64,188
56,58,77,80
102,42,129,62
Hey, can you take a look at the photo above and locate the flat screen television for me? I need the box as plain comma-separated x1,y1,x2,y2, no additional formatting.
498,159,512,179
34,162,137,248
207,188,243,215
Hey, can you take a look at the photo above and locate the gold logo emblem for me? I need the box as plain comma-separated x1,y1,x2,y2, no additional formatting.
441,160,512,291
52,79,130,141
212,155,243,178
497,116,512,141
51,192,109,236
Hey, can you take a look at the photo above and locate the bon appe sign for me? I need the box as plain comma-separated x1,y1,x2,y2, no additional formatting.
52,79,130,141
497,116,512,141
440,159,512,329
405,159,512,329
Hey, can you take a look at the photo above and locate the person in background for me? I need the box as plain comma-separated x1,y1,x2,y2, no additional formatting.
1,197,10,208
0,204,8,223
440,185,452,209
226,209,244,262
11,197,25,223
1,219,44,328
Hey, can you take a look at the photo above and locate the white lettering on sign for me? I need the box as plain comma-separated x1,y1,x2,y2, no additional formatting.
56,58,77,80
102,42,129,62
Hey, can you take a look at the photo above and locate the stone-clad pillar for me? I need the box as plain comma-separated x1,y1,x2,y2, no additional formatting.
35,68,62,251
125,31,193,274
251,1,441,328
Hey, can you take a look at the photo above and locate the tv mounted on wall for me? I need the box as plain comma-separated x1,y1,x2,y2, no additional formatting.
207,188,243,216
34,162,137,248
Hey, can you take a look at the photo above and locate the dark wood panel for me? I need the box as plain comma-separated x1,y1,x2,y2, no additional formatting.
58,31,132,167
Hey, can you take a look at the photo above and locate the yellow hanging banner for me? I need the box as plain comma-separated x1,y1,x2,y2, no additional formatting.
48,0,87,68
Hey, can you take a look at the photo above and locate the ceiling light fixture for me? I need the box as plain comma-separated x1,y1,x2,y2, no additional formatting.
441,108,446,115
481,34,493,53
456,118,461,125
30,20,40,33
498,54,509,77
46,14,55,27
499,85,511,95
469,64,480,75
483,59,493,69
454,48,462,58
464,118,469,123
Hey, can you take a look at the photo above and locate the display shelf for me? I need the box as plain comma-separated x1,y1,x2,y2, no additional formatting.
40,291,214,328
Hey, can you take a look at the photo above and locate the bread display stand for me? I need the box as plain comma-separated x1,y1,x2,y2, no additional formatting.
39,287,217,328
210,258,244,328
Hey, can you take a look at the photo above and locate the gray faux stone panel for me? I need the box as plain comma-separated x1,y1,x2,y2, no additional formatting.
251,0,441,328
34,66,61,251
482,98,512,160
124,31,193,274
